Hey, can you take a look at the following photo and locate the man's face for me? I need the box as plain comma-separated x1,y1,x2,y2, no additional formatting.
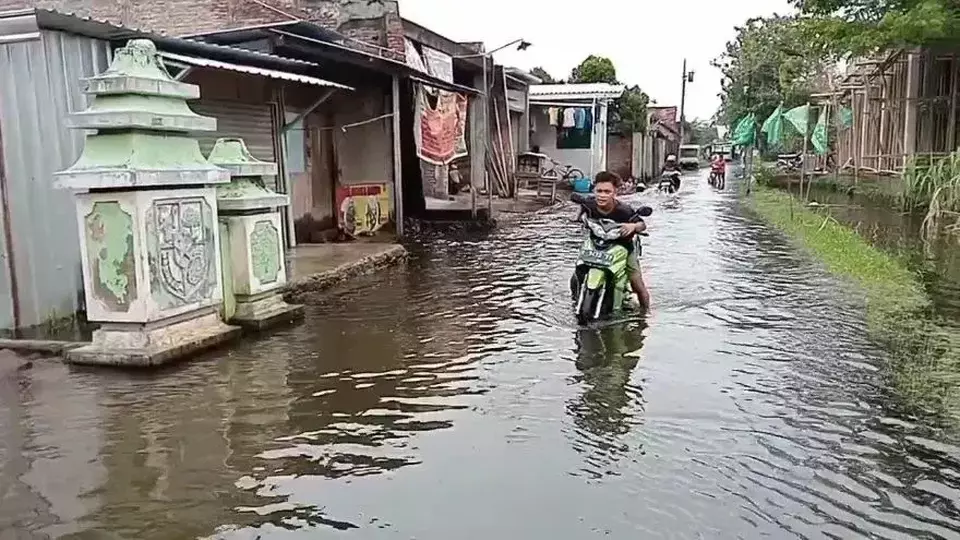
594,182,616,209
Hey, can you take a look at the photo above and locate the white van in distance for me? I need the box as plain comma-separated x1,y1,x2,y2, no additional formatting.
678,144,701,170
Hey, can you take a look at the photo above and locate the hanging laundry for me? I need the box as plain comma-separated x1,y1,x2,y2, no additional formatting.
547,107,559,126
562,108,576,128
573,108,586,129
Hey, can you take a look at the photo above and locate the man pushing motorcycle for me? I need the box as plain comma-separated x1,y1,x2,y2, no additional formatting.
572,171,651,310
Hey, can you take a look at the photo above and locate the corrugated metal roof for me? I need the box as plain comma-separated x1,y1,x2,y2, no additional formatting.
505,67,541,85
529,83,625,100
24,9,334,74
20,9,477,95
0,9,42,43
159,51,352,89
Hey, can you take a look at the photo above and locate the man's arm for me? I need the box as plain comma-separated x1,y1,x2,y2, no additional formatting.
570,192,591,205
615,204,645,234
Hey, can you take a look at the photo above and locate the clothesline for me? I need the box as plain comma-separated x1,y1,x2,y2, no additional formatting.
286,113,395,133
530,101,599,108
546,105,595,130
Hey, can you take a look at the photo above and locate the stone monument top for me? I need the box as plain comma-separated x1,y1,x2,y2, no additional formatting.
208,138,289,212
54,38,227,191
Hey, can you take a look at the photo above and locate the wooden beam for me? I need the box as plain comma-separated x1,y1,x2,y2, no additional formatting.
391,76,404,237
903,49,921,159
949,54,958,151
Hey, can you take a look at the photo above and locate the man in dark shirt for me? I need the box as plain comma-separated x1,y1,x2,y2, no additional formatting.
573,172,650,310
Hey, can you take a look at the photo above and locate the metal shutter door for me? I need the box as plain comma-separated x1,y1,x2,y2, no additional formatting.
191,100,276,162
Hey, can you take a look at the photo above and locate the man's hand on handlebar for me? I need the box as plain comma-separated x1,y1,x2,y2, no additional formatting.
619,222,645,236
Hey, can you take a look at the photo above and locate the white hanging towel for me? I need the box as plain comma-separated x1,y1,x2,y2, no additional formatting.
562,108,576,128
547,107,559,126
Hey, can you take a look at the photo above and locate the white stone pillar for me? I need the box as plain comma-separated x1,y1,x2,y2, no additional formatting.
54,39,239,366
207,138,304,330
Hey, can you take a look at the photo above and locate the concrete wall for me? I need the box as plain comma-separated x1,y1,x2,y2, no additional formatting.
606,133,633,179
631,132,644,180
0,30,111,330
291,86,395,242
329,88,393,187
531,108,593,177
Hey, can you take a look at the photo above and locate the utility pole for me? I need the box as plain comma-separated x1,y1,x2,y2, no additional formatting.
679,58,688,144
678,60,695,144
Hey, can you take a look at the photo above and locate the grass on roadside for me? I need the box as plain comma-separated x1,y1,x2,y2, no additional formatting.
747,185,960,423
902,152,960,237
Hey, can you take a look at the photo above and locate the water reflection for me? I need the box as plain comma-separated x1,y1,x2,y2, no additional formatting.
567,324,647,479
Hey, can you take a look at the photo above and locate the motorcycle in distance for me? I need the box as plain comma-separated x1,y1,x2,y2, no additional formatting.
708,165,726,190
569,193,653,324
776,153,803,172
657,170,681,194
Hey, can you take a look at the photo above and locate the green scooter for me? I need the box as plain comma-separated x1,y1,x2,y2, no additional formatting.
569,195,652,324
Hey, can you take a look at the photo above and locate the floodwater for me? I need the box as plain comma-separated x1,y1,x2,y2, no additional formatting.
806,183,960,323
3,170,960,539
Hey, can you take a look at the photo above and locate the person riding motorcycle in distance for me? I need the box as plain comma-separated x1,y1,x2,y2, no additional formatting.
661,154,681,191
710,153,726,180
574,171,651,310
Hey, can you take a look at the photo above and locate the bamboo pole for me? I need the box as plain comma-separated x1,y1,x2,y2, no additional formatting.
800,102,811,201
501,70,517,199
852,90,861,184
487,136,509,197
861,81,872,173
492,100,510,196
949,53,958,152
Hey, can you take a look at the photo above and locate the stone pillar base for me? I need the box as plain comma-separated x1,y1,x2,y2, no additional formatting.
65,312,241,367
231,293,304,331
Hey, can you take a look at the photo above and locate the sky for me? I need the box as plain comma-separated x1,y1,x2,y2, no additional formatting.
400,0,793,121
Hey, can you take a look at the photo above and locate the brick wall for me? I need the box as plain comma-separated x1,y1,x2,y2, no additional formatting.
606,133,633,179
2,0,405,56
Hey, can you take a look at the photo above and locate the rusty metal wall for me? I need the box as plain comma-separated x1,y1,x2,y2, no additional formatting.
192,100,277,162
331,87,394,186
0,29,111,330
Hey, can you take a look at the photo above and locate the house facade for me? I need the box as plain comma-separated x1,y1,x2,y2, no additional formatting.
0,3,494,333
529,83,625,179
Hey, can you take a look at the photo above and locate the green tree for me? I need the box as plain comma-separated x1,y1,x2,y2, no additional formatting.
793,0,960,54
713,15,825,128
529,66,556,83
570,55,618,84
611,86,650,134
684,119,718,145
565,55,648,134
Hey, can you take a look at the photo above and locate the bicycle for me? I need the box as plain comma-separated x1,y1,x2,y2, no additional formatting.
543,159,585,184
532,159,586,202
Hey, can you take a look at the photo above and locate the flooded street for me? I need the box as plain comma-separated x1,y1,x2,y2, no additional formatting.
3,171,960,539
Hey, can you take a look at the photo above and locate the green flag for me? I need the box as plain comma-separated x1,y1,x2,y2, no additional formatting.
732,113,757,146
839,107,853,129
761,105,784,147
784,105,810,136
811,107,829,155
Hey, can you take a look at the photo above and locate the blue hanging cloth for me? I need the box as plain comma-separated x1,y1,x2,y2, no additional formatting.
573,108,586,129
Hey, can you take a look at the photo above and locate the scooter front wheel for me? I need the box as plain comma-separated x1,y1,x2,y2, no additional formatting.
577,286,604,324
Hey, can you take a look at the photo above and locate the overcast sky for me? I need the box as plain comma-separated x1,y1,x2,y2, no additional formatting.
400,0,793,121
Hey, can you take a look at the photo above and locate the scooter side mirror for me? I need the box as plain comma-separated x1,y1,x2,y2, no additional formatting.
637,206,653,218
